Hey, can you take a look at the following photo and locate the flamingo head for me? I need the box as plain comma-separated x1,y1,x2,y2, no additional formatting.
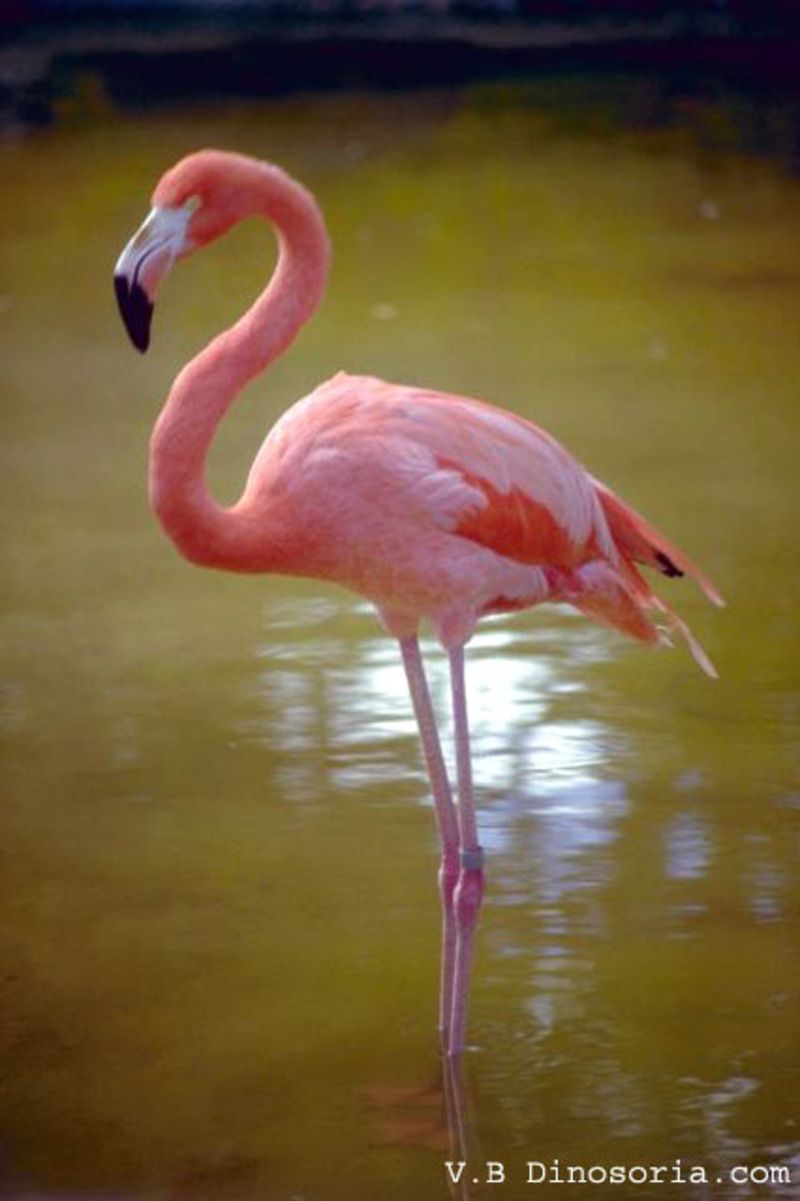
114,150,249,353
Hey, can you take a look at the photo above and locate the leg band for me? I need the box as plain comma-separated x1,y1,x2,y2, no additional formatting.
460,846,484,871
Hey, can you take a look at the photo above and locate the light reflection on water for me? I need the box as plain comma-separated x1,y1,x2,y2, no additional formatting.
664,810,712,881
247,597,632,876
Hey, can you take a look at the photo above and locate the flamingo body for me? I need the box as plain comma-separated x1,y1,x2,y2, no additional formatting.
230,368,719,666
114,150,721,1055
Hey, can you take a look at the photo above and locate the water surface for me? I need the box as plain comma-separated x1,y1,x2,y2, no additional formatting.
1,88,799,1199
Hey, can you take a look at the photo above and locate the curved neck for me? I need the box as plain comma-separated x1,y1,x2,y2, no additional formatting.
149,162,330,571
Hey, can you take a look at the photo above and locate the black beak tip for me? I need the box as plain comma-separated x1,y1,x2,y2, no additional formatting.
114,274,152,354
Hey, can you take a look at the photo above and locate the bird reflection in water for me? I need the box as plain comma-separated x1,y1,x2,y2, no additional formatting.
362,1054,479,1200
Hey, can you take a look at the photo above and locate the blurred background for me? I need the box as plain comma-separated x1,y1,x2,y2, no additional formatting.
1,3,799,1200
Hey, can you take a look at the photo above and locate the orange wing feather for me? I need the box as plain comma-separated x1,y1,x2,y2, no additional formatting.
593,480,724,607
438,447,721,676
442,458,591,569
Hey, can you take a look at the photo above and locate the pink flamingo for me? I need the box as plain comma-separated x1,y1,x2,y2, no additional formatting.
114,150,721,1057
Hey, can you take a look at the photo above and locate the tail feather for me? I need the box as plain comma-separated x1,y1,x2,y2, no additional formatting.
652,594,719,679
569,560,719,678
567,479,722,677
594,478,724,608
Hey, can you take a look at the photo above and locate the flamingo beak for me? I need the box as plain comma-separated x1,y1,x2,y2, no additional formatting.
114,204,193,353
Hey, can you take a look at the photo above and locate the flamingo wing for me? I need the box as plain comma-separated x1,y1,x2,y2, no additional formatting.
260,373,613,564
592,479,723,606
362,379,616,567
362,378,721,675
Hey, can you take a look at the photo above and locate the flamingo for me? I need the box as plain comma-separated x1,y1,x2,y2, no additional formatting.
114,149,721,1057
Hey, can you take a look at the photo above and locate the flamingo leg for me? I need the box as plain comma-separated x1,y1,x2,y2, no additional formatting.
447,643,485,1057
399,635,460,1049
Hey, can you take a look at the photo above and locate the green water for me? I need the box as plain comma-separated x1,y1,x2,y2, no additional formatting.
1,87,799,1199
